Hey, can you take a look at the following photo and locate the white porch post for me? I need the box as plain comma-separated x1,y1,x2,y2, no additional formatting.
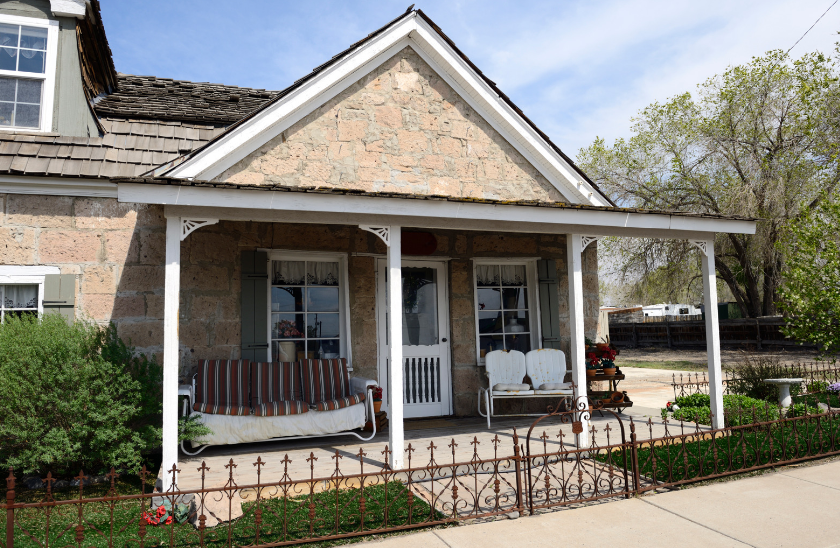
387,226,404,469
567,234,589,447
161,216,181,490
697,239,724,429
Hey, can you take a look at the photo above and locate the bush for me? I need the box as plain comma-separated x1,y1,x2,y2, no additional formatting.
0,314,163,476
663,394,782,427
725,353,800,402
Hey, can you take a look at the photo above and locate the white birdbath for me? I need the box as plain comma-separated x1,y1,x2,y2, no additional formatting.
763,378,804,407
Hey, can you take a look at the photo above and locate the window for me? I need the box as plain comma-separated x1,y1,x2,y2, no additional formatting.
474,262,539,362
0,283,38,322
269,255,349,364
0,16,57,132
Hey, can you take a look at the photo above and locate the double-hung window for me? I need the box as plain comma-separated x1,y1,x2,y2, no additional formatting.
0,15,58,132
269,253,350,365
474,260,540,364
0,266,59,323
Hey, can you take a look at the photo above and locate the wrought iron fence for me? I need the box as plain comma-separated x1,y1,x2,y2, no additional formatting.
3,400,840,548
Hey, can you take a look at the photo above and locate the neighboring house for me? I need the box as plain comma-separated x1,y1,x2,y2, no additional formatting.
642,303,702,318
0,2,755,477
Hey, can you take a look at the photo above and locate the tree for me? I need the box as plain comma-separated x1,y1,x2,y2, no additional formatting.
777,197,840,356
578,49,839,316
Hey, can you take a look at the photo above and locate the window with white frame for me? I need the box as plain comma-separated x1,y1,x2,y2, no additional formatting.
269,254,349,364
0,283,38,321
474,261,539,362
0,15,57,131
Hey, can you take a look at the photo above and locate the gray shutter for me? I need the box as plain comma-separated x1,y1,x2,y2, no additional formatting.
241,250,269,361
537,260,562,350
43,274,75,322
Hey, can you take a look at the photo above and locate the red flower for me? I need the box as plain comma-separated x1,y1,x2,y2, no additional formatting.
165,516,173,525
156,505,166,517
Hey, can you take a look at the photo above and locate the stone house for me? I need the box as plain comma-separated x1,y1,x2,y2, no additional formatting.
0,2,754,474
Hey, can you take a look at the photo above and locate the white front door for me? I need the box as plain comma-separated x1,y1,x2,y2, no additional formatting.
376,259,452,418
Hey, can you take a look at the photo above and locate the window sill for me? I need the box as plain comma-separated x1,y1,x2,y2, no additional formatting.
0,129,59,136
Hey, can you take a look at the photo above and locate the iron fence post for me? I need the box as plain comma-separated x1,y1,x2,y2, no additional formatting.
629,424,641,495
5,467,14,548
512,435,525,516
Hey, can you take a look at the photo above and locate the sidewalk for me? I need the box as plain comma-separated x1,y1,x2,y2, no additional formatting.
368,459,840,548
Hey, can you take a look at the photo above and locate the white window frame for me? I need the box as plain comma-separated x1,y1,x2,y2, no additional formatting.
264,250,353,369
472,258,542,366
0,265,60,321
0,14,59,133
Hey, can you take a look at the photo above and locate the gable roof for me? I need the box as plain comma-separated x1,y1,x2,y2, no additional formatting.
160,9,615,207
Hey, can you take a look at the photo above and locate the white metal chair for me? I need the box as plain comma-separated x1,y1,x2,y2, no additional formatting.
478,349,573,428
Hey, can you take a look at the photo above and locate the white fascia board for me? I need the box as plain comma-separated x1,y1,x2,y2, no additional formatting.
168,18,418,180
50,0,87,19
0,175,117,197
117,182,756,236
408,21,601,206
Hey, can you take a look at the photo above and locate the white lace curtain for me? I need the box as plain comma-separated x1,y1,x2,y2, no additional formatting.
273,261,339,286
2,285,37,309
475,265,526,286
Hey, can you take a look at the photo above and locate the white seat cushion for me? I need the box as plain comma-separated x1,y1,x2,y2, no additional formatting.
492,389,535,396
493,383,531,392
539,382,571,391
534,389,574,395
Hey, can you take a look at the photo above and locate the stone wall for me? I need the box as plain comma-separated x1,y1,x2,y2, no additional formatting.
218,47,565,203
0,192,599,415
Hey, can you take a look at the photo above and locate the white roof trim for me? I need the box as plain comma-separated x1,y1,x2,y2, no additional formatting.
0,175,117,198
50,0,87,19
164,14,608,206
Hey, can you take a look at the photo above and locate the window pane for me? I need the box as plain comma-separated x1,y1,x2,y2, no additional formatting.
19,26,47,50
307,287,338,312
272,261,305,285
15,103,39,128
505,333,531,353
5,310,36,321
479,335,504,357
271,287,302,312
309,339,340,359
475,264,499,287
0,101,12,126
3,285,37,309
17,49,44,74
402,267,438,345
0,48,16,71
500,265,526,286
0,24,18,49
0,77,13,101
273,340,304,362
307,313,340,339
272,313,304,339
478,310,503,334
476,287,501,311
16,78,40,103
503,310,529,333
502,287,527,309
306,261,339,286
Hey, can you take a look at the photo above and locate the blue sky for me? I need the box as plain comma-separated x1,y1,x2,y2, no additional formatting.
99,0,838,158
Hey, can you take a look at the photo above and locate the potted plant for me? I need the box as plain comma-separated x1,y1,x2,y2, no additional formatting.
586,353,599,377
372,386,383,413
601,347,618,376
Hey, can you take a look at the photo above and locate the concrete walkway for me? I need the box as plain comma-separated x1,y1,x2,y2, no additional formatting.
367,459,840,548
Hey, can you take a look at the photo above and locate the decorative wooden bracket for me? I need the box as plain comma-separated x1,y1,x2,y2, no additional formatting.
181,218,219,241
581,235,600,251
359,226,390,247
689,240,709,256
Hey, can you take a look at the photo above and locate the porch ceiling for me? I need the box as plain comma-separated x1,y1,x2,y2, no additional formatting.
117,179,756,239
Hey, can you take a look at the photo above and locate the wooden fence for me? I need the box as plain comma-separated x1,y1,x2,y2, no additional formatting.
609,317,815,349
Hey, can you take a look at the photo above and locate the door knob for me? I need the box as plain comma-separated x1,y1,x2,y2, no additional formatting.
442,338,447,342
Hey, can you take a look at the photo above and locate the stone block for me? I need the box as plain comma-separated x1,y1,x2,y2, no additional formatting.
396,130,428,153
436,136,461,157
82,265,117,294
145,294,164,319
136,204,165,228
273,224,350,251
190,295,219,319
39,230,101,263
188,232,237,264
451,365,483,395
213,321,240,346
337,120,367,142
450,296,474,323
117,321,163,348
180,320,210,346
106,230,140,264
6,194,73,227
0,227,36,263
119,266,165,292
375,106,403,129
471,234,537,254
357,166,390,184
393,71,421,93
80,294,145,321
219,296,240,321
75,198,138,230
181,265,230,292
453,393,478,417
453,341,477,366
139,230,166,265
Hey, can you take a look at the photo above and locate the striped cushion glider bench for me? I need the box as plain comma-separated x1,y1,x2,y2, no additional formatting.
184,358,376,455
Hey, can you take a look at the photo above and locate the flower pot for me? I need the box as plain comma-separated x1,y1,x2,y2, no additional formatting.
586,369,597,378
374,400,382,413
602,367,616,376
596,343,611,352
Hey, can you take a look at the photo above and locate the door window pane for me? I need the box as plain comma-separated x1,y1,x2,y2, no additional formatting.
402,267,438,346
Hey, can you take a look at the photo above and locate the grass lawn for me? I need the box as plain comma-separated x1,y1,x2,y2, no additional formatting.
596,415,840,486
2,481,445,548
620,360,707,371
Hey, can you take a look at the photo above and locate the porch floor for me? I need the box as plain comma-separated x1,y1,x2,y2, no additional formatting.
174,407,688,491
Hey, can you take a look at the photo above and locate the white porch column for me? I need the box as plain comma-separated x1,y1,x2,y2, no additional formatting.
162,215,181,490
697,239,724,429
387,226,404,469
566,234,589,447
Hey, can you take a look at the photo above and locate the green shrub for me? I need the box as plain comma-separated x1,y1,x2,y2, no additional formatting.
663,394,781,427
675,393,711,408
806,380,829,393
0,314,163,476
725,353,800,402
